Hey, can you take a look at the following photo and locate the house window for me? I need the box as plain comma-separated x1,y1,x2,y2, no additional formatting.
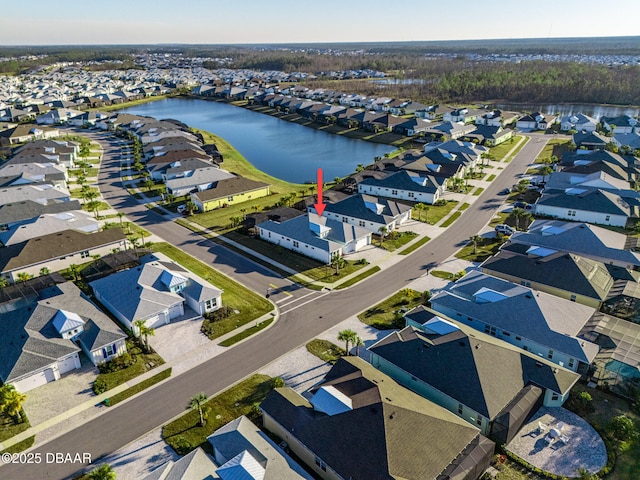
567,210,576,217
391,190,398,195
523,346,528,351
314,457,327,472
515,336,522,341
342,217,348,223
408,192,415,198
570,294,576,302
458,403,463,415
476,415,483,426
227,196,234,202
268,232,271,238
293,240,299,248
205,298,217,310
503,331,511,337
568,358,575,368
359,220,365,227
102,343,117,359
80,250,90,258
551,393,559,401
484,324,496,337
548,349,554,359
521,280,531,287
605,215,610,221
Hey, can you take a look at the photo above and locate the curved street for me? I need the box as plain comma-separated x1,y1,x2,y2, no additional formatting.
0,131,550,479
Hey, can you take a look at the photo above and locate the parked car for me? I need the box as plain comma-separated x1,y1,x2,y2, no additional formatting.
499,188,511,195
495,224,515,236
177,204,186,214
513,201,528,209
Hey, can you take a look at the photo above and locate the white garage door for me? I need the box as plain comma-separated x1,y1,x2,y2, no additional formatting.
14,368,56,392
144,314,163,329
168,303,183,320
57,354,78,375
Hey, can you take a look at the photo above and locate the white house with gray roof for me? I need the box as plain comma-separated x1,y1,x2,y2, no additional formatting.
0,209,99,246
0,184,71,207
258,213,371,264
90,253,223,330
559,113,598,132
165,166,236,197
430,271,598,372
0,282,127,392
358,170,444,204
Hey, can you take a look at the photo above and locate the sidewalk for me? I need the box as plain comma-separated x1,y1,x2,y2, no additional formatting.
0,310,276,452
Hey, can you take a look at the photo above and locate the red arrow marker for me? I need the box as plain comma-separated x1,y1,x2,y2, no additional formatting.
313,168,326,216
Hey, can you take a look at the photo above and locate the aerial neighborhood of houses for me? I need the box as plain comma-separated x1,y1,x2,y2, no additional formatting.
1,55,640,480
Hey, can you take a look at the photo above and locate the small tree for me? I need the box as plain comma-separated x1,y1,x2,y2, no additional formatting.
0,385,27,424
68,264,80,281
353,335,365,357
539,165,554,183
0,276,9,288
16,272,33,283
188,392,209,427
87,463,116,480
470,235,482,255
330,253,346,275
39,267,50,276
337,329,357,355
134,319,155,353
184,201,197,216
608,415,637,443
511,208,527,231
378,226,388,246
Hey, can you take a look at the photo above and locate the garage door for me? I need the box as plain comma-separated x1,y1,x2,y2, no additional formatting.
168,303,183,320
57,354,79,375
14,368,56,392
144,314,163,329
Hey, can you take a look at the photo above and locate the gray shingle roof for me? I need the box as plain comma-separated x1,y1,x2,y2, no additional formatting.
370,321,579,419
536,188,639,217
260,357,486,480
359,170,443,194
430,271,599,363
509,220,640,268
321,194,411,225
0,199,81,225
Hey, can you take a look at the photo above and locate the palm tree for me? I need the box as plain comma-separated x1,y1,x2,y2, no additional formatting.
87,463,116,480
470,235,483,255
377,226,388,246
0,276,9,288
134,319,155,353
0,385,27,424
330,253,346,275
353,336,364,357
188,392,209,427
539,165,554,183
184,201,197,216
39,267,50,276
68,264,80,281
511,208,527,231
117,212,125,230
333,177,343,185
86,200,102,219
337,329,357,355
414,203,426,221
16,272,33,283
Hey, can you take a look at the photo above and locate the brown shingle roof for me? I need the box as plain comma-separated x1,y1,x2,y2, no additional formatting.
0,228,126,273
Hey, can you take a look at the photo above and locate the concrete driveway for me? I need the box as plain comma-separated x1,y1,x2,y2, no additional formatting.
149,309,209,363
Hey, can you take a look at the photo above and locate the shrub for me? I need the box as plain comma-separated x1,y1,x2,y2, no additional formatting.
271,377,285,388
434,199,447,206
172,436,192,455
608,415,637,442
93,378,108,395
204,305,233,322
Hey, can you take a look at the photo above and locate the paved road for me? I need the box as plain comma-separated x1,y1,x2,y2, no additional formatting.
1,133,548,479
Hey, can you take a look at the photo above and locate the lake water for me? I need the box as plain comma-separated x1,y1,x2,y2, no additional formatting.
494,103,640,118
117,98,394,184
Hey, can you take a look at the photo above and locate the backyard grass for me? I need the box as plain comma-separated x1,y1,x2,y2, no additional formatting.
378,231,418,251
152,243,274,339
455,237,503,263
335,266,381,289
219,318,274,347
162,374,274,455
440,211,462,227
490,136,525,161
106,368,172,407
411,200,458,225
564,384,640,479
358,289,424,329
398,236,430,255
306,339,345,364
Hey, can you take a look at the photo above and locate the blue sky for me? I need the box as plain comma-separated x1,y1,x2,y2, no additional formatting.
2,0,639,45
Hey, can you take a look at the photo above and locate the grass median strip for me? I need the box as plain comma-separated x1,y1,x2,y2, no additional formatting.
398,236,430,255
440,211,461,227
335,266,381,289
106,368,172,407
219,318,274,347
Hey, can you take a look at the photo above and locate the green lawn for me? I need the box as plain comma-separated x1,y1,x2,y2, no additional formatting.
378,231,418,251
306,339,345,364
534,137,572,163
223,231,365,283
94,347,164,392
219,318,274,347
440,211,461,227
455,237,503,263
489,212,510,227
358,289,425,329
0,410,32,453
162,374,274,455
107,368,172,407
335,266,381,289
564,385,640,479
398,236,431,255
411,200,458,225
431,270,465,281
490,136,525,161
69,168,99,177
152,243,274,339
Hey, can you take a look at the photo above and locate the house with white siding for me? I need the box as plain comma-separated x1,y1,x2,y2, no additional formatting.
358,170,444,204
559,113,598,132
257,213,371,264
